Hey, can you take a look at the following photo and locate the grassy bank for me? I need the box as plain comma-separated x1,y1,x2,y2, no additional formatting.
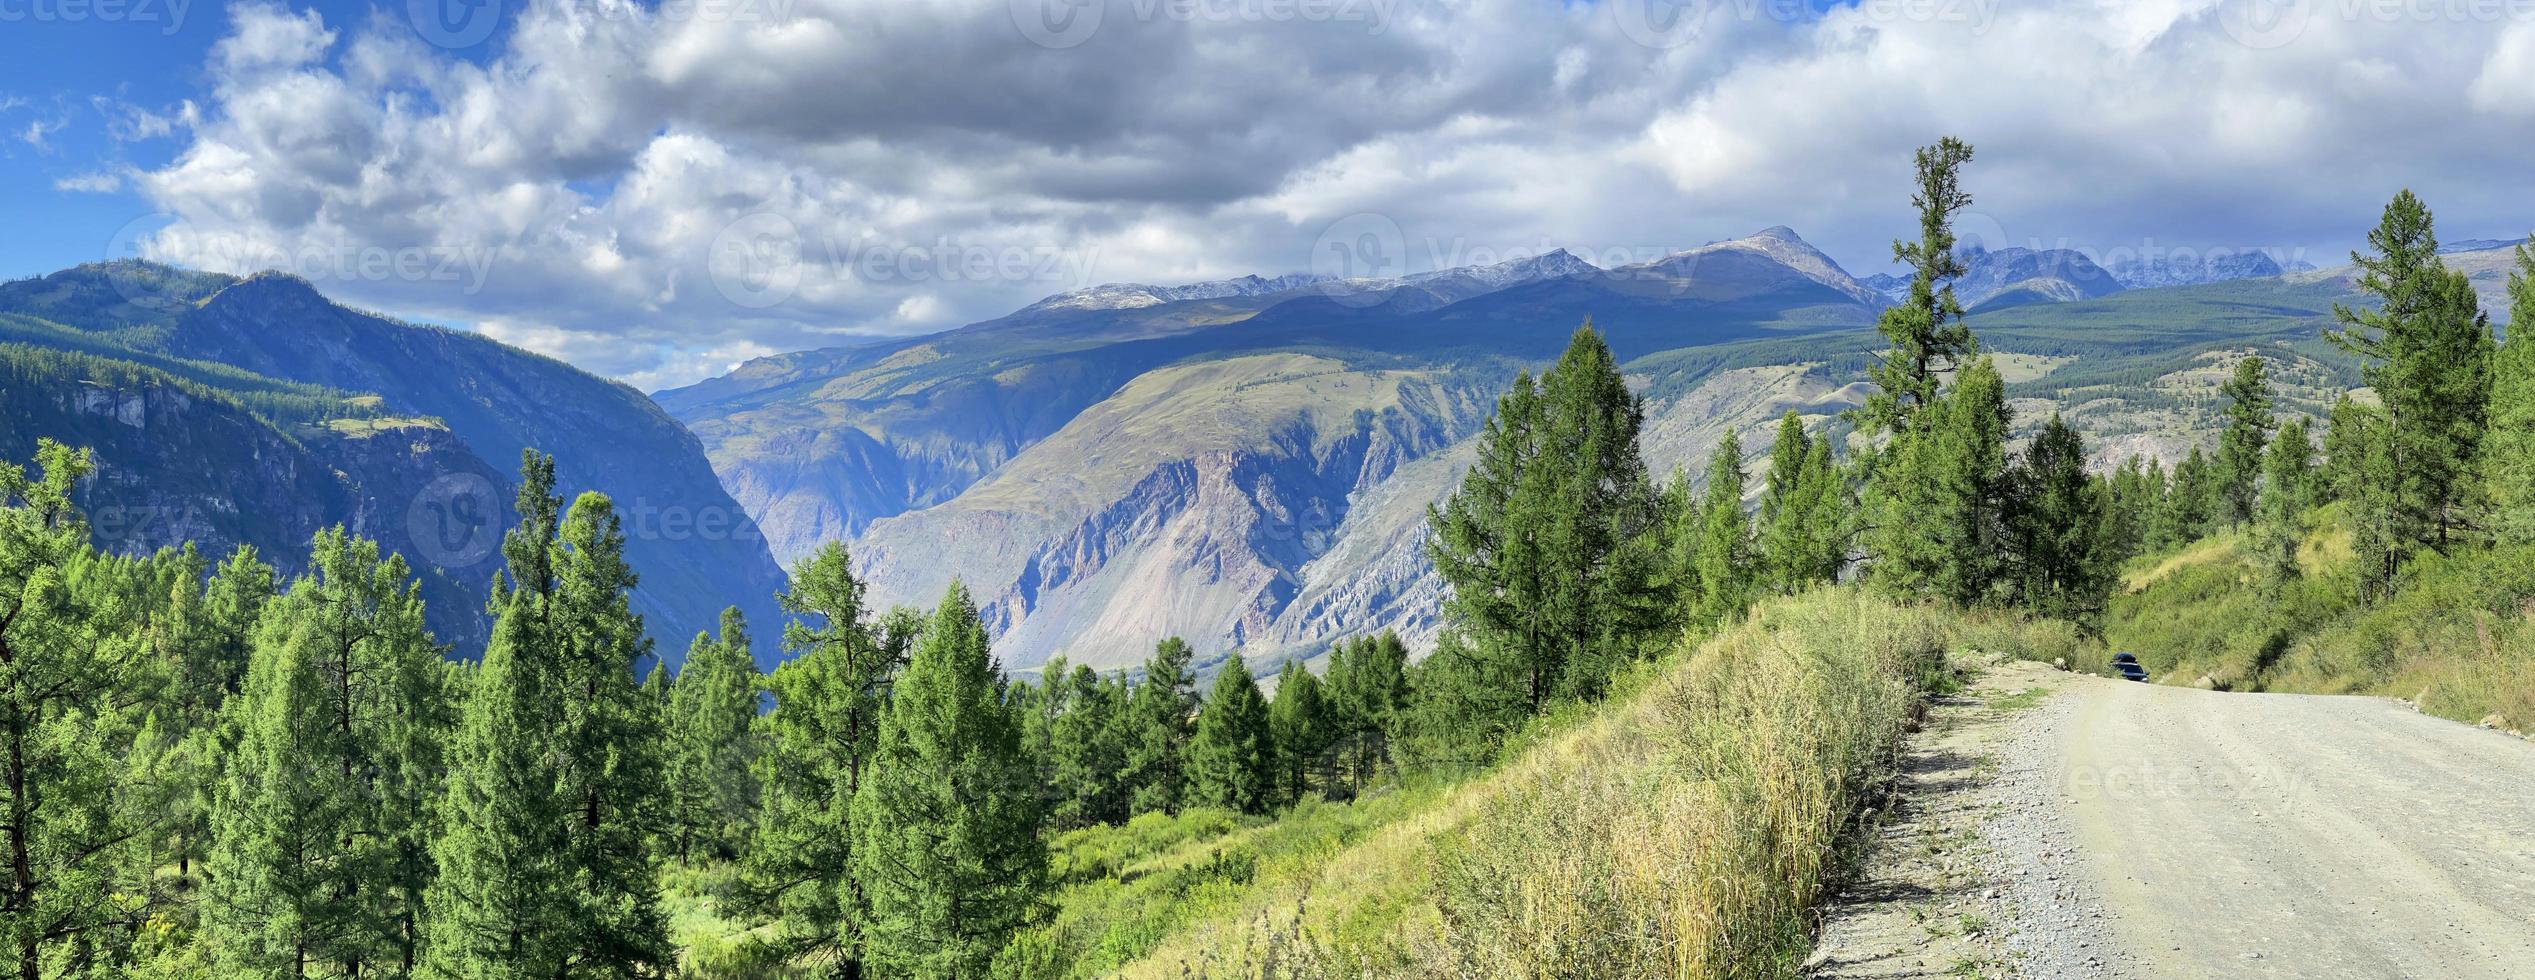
994,589,2066,979
2108,504,2535,729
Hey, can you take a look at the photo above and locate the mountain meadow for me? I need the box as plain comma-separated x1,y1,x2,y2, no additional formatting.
3,135,2533,980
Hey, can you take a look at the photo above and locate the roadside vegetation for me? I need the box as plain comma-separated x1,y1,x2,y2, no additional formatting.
2103,202,2535,732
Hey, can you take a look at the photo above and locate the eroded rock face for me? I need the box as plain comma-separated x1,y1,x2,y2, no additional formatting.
5,375,508,651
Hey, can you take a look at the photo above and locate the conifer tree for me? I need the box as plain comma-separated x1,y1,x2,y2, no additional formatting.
2321,394,2374,506
426,453,671,977
2214,355,2274,527
2255,417,2318,582
1870,357,2011,603
205,595,370,976
547,491,674,973
2487,238,2535,545
425,459,573,978
1121,637,1198,816
746,542,905,978
1393,631,1520,772
1756,413,1847,593
2329,191,2495,556
2164,446,2218,546
1686,431,1754,626
1429,324,1671,714
0,442,164,980
1267,661,1332,805
1861,137,1979,438
666,607,763,862
2003,415,2108,621
2100,457,2155,564
852,584,1044,979
1187,655,1276,815
1322,633,1409,791
1046,665,1130,829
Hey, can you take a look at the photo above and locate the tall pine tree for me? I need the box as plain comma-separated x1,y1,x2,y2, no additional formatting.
2002,415,2109,622
2487,237,2535,545
1187,656,1277,816
1684,431,1754,627
1870,357,2011,604
1860,137,1979,438
2255,417,2318,582
425,453,671,977
1428,324,1672,715
2213,354,2274,528
745,543,906,979
1322,633,1408,792
1266,661,1331,807
2328,190,2495,563
1120,637,1198,816
852,584,1044,980
666,607,762,862
0,442,163,980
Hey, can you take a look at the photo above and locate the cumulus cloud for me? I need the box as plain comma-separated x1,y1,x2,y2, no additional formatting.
115,0,2535,389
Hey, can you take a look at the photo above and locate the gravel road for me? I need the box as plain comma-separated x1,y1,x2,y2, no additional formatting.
2031,675,2535,978
1814,662,2535,979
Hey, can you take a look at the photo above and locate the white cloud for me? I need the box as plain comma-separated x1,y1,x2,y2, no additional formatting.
54,172,123,194
111,0,2535,390
19,117,63,149
2472,20,2535,117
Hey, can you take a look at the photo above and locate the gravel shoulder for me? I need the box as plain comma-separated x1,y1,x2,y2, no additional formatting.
1812,659,2535,979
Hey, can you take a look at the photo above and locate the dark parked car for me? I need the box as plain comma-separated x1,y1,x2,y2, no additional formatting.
2110,651,2148,682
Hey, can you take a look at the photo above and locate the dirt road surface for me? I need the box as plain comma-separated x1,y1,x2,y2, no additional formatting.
1813,661,2535,979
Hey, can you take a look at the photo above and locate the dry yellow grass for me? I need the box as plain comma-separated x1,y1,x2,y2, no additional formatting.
2122,532,2243,593
1117,589,1950,979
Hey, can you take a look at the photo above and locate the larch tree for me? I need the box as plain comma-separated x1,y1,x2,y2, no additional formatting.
425,457,574,978
666,607,763,863
746,543,907,979
547,491,674,974
852,584,1043,980
1685,430,1755,628
1045,665,1130,830
1120,637,1198,817
2002,415,2108,622
1266,660,1332,806
0,442,162,980
1187,655,1276,816
2213,355,2274,528
1860,137,1979,439
1322,633,1408,792
2328,190,2494,568
1428,324,1672,715
1870,357,2011,604
204,590,369,976
2255,417,2319,582
425,452,672,977
2486,238,2535,545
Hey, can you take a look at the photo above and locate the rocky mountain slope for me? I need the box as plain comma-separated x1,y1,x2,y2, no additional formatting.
0,263,791,665
664,224,2416,672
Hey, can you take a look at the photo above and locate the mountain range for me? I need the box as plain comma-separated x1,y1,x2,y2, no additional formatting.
657,229,2524,673
0,262,791,666
9,232,2521,675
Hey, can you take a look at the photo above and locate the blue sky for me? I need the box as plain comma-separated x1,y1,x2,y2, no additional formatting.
4,0,2532,389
